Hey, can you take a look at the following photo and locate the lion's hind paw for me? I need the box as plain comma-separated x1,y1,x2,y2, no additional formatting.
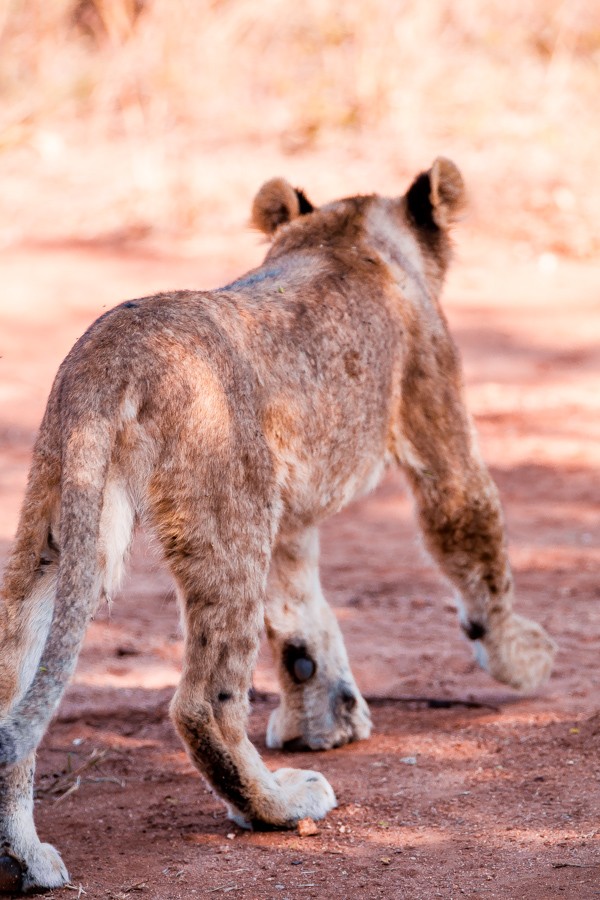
0,842,69,895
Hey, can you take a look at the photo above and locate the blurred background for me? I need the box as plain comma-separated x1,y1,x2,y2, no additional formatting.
0,0,599,257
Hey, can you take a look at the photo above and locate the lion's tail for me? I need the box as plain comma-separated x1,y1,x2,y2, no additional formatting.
0,413,118,767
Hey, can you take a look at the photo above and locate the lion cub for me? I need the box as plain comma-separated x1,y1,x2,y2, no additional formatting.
0,159,555,892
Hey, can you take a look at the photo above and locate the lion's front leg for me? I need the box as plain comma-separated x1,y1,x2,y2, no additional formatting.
265,528,371,751
407,459,556,692
398,338,556,692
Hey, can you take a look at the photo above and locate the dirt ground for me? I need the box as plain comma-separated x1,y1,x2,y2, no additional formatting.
1,230,599,900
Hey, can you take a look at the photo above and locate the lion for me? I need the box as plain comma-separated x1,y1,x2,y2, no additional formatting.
0,158,555,892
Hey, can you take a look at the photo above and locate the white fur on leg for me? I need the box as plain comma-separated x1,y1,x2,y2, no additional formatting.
20,842,69,892
1,759,69,892
98,478,135,600
12,568,57,709
471,639,489,673
266,702,298,750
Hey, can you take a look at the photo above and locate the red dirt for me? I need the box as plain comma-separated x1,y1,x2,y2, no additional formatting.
1,237,599,899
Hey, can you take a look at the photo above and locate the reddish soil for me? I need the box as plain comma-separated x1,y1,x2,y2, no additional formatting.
1,236,599,899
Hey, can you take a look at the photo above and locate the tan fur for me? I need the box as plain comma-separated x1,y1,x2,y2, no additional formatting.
0,158,555,891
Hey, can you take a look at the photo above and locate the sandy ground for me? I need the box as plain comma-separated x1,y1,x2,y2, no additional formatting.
0,232,599,899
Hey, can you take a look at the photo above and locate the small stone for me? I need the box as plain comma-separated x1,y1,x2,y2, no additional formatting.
297,817,319,837
400,756,417,765
380,857,391,865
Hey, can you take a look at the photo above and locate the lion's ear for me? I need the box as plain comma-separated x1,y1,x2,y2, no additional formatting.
406,157,465,230
251,178,314,235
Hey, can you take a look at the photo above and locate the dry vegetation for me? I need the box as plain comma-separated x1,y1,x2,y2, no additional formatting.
0,0,599,254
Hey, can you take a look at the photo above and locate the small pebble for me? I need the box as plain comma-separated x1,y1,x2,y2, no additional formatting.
297,817,319,837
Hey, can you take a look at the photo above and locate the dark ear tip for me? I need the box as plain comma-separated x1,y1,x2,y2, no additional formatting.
406,158,466,230
406,171,436,229
251,178,300,235
251,179,315,235
294,188,314,215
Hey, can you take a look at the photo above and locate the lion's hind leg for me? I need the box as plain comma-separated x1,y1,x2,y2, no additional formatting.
265,527,371,751
0,755,69,893
152,474,336,828
169,556,337,827
0,465,134,893
0,559,57,722
0,461,61,722
0,492,70,891
0,553,68,892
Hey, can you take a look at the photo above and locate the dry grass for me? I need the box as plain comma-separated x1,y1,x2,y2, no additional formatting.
1,0,599,255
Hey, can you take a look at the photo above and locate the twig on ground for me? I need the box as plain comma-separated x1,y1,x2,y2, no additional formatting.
53,776,81,805
40,748,109,798
85,776,126,788
207,885,245,894
121,879,148,892
552,862,600,869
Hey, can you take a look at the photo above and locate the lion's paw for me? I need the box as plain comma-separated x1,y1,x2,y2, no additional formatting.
226,767,337,830
480,614,557,692
0,842,69,895
272,767,337,822
267,683,372,751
